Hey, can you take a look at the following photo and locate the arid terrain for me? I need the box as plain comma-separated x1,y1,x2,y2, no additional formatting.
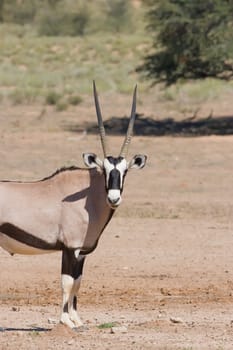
0,94,233,349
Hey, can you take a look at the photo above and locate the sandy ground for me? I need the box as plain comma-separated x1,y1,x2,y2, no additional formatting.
0,99,233,349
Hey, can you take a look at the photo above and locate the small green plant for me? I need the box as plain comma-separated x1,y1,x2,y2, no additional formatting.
29,330,41,337
97,322,118,329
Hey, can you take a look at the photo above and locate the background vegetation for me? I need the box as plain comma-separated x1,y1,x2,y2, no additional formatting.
138,0,233,85
0,0,147,107
0,0,233,110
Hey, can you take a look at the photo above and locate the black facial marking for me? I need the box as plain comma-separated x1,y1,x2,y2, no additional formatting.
108,168,121,190
122,169,128,190
107,156,124,165
105,156,126,191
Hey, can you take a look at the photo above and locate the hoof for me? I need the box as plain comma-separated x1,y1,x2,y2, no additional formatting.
73,325,88,333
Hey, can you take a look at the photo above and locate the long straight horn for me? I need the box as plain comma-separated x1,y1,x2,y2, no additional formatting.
93,81,108,157
119,85,137,158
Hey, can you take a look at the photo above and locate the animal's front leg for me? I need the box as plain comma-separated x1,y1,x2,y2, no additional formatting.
60,273,76,328
60,249,85,329
69,254,86,328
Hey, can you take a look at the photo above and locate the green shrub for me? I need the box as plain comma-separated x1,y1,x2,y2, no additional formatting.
37,5,90,36
9,88,39,105
104,0,134,33
56,100,68,111
45,91,61,105
3,0,37,24
138,0,233,85
68,94,82,105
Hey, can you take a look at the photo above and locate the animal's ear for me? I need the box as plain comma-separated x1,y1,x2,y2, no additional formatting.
128,154,147,170
83,153,103,169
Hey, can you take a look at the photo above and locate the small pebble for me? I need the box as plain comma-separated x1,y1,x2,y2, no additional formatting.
67,340,74,346
111,326,128,334
48,318,57,324
170,316,184,324
12,306,20,312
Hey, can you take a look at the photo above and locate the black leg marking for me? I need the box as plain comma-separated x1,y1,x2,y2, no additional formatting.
73,296,77,311
61,250,86,328
63,302,69,313
73,255,85,280
61,249,85,279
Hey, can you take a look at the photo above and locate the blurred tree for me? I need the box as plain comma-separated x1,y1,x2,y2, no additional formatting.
37,1,90,36
47,0,61,7
0,0,4,22
138,0,233,85
3,0,37,24
105,0,132,32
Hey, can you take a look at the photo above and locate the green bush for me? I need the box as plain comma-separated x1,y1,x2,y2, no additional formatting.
0,0,140,36
45,91,61,105
3,0,37,24
56,100,68,111
104,0,134,33
37,5,90,36
68,94,83,105
138,0,233,85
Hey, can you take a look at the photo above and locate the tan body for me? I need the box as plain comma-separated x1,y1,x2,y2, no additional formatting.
0,167,112,256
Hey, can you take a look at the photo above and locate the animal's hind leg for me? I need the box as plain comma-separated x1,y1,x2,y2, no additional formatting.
60,249,85,329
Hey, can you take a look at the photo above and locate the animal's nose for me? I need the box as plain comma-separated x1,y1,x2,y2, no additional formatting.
107,190,122,207
108,197,120,204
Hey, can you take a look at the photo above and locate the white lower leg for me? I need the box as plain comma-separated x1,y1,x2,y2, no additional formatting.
69,277,83,327
60,274,75,328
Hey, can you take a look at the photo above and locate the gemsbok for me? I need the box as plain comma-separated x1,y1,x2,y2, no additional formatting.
0,82,147,330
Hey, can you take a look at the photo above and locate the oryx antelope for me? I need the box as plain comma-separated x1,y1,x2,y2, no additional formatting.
0,82,147,330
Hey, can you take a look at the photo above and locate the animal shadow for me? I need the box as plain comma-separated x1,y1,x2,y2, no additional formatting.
0,326,50,332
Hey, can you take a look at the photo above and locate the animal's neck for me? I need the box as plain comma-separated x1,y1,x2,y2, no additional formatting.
80,169,115,253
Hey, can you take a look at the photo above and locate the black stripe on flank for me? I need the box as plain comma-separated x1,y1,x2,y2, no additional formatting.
0,223,63,251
